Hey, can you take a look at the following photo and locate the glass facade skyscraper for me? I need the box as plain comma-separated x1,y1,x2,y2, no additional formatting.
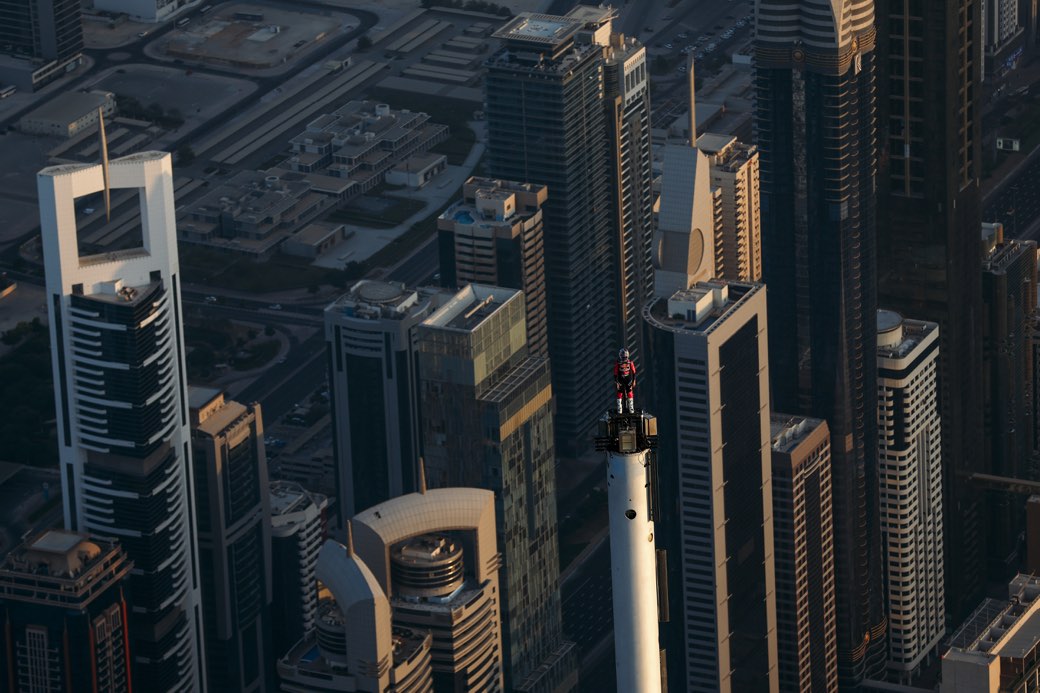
755,0,887,683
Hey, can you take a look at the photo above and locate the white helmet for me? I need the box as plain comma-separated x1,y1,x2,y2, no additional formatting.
618,348,630,361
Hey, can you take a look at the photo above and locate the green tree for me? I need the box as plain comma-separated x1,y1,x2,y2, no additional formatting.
357,34,372,50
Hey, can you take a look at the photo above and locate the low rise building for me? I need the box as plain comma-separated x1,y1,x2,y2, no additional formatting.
942,574,1040,691
18,90,116,137
282,222,347,259
385,152,447,188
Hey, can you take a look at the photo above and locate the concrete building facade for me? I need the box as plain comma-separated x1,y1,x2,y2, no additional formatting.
437,177,549,356
277,537,434,693
269,481,328,659
770,415,838,693
353,488,504,692
417,285,575,692
876,311,946,683
696,132,761,282
0,531,133,693
189,388,273,693
0,0,83,90
643,280,778,692
39,151,205,692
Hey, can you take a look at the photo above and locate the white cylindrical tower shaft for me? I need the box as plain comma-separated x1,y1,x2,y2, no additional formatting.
608,448,662,693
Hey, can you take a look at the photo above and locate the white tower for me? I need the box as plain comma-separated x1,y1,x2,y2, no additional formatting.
38,151,205,691
876,310,946,684
596,412,662,693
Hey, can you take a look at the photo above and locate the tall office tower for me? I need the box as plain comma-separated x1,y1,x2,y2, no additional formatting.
278,538,435,693
39,152,205,691
325,280,443,519
755,1,886,681
941,573,1040,691
437,177,549,356
599,11,654,366
696,133,762,282
188,388,273,692
269,480,328,658
353,487,504,691
0,0,82,89
876,312,946,683
486,6,651,450
981,224,1038,573
0,531,133,692
769,415,838,693
417,284,575,692
643,280,778,692
875,0,986,622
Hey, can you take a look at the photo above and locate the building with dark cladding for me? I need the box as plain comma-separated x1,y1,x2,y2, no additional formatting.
418,285,576,692
485,7,652,452
754,0,887,683
875,0,986,623
189,388,273,692
0,0,83,89
0,531,133,693
981,224,1038,577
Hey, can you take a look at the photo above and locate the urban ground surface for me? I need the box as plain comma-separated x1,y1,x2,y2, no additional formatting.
3,0,1040,688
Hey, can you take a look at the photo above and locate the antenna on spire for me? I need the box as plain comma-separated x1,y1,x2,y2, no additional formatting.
417,457,427,494
345,519,354,557
687,52,697,146
98,108,111,222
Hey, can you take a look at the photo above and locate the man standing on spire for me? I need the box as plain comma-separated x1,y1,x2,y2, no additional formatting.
614,348,636,414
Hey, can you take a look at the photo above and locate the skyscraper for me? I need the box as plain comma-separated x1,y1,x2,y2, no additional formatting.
876,311,946,683
0,531,133,692
417,285,575,692
0,0,83,89
486,6,651,450
643,280,778,692
875,0,986,622
189,388,273,692
696,133,762,283
983,0,1024,77
269,481,328,659
39,151,206,691
325,281,443,519
755,0,886,681
352,487,504,692
437,177,549,356
769,415,838,693
277,537,435,693
981,224,1038,574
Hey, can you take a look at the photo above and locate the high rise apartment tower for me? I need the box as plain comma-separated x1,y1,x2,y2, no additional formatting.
755,0,886,682
876,0,986,621
0,531,133,692
325,281,443,519
189,388,273,692
39,152,205,691
486,7,652,450
437,177,549,356
643,281,777,692
696,133,762,283
876,312,946,683
418,285,575,692
269,481,328,659
770,415,838,693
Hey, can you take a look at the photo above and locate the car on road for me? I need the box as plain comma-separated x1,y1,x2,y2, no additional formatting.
137,31,148,38
268,304,282,310
677,32,688,39
277,357,287,364
664,43,673,49
678,65,687,73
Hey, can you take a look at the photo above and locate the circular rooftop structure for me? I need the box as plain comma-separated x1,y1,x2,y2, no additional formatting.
357,281,405,305
877,309,903,334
